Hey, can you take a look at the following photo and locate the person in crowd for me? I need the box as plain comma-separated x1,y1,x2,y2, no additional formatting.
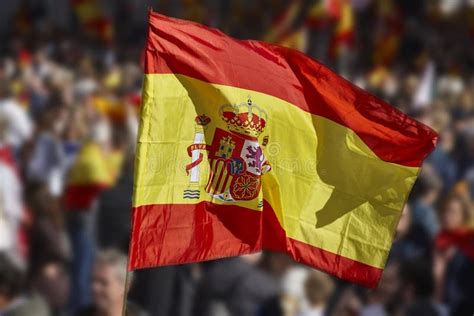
0,1,473,315
65,118,119,312
26,183,70,273
298,270,335,316
399,260,448,316
25,183,70,315
75,249,147,316
0,82,32,152
361,263,401,316
409,170,442,238
27,100,67,197
194,254,278,316
434,193,474,314
130,265,198,316
0,116,24,257
29,259,70,316
0,251,50,316
428,128,457,193
390,204,433,262
259,265,310,316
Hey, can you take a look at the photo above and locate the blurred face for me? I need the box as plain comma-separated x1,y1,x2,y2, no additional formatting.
34,263,70,308
91,263,124,312
442,199,464,231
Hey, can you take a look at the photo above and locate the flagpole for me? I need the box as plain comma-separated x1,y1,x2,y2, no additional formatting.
121,265,131,316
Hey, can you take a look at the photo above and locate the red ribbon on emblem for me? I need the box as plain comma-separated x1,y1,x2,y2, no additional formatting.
185,144,211,175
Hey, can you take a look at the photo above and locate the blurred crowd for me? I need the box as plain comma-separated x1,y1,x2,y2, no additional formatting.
0,0,474,316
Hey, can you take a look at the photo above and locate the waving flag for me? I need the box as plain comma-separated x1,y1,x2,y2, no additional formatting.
306,0,341,29
373,0,402,66
71,0,114,43
64,142,122,210
329,0,354,60
129,11,437,287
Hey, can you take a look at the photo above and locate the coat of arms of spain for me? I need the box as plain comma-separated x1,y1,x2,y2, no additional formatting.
183,98,271,205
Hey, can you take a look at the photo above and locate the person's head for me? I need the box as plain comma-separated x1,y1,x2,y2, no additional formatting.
439,194,474,231
30,260,70,310
304,270,335,308
399,260,434,303
0,252,26,309
260,252,294,277
410,170,441,205
91,249,130,314
330,287,362,316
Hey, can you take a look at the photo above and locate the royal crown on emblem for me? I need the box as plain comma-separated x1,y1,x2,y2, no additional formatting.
219,97,268,138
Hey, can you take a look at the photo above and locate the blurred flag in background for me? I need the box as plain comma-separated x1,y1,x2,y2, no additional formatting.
372,0,402,66
329,0,354,60
64,139,123,211
71,0,114,43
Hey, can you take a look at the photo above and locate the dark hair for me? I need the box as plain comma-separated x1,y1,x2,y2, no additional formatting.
0,252,26,299
409,171,441,201
400,260,434,298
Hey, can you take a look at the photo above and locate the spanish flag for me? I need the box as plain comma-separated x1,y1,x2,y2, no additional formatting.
306,0,340,29
329,0,354,60
64,142,123,210
129,11,437,287
71,0,114,43
373,0,402,66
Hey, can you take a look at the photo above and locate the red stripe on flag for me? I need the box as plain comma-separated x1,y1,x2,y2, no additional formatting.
144,11,437,167
129,201,383,288
261,200,383,287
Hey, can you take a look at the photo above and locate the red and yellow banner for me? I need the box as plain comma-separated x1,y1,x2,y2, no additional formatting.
64,142,122,210
329,0,354,59
71,0,113,43
128,11,437,287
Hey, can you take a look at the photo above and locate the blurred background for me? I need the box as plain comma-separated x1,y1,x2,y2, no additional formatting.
0,0,474,315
